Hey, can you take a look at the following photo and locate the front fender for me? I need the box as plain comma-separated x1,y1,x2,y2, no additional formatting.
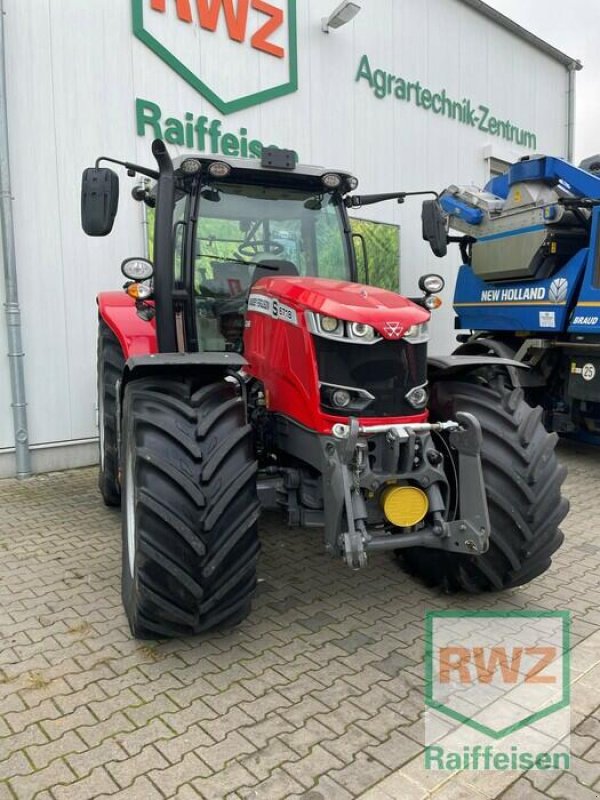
453,336,545,388
97,291,157,359
428,354,529,383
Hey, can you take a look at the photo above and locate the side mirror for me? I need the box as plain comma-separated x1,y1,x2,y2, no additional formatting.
81,167,119,236
421,199,448,258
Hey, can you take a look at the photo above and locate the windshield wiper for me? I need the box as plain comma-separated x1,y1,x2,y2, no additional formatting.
195,254,280,270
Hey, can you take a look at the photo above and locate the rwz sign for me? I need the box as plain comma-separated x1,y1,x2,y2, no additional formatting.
132,0,298,113
425,611,570,741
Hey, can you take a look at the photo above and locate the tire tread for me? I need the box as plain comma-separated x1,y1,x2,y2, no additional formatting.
121,376,259,638
400,379,567,592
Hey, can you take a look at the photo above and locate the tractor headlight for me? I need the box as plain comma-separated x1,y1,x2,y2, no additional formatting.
332,389,351,408
403,322,429,344
319,315,344,336
405,384,429,409
306,312,382,344
348,322,377,342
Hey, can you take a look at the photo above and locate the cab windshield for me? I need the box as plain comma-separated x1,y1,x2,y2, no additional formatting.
191,181,353,352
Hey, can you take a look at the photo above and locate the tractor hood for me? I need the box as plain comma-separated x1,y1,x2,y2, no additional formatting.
252,276,430,340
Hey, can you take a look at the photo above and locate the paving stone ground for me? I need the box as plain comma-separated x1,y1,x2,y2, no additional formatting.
0,440,599,799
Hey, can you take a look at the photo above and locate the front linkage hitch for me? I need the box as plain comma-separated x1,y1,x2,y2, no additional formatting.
325,415,490,569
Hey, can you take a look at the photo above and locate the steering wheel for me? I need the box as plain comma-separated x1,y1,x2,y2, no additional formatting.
238,240,284,257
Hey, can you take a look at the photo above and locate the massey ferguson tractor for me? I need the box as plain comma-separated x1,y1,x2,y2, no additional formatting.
81,140,567,639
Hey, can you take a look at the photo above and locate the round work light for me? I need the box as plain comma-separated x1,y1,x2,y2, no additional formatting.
180,158,201,175
322,173,342,189
121,258,153,281
208,161,231,178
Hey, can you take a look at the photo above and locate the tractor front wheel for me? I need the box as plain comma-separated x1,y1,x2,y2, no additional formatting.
120,376,260,638
400,379,568,592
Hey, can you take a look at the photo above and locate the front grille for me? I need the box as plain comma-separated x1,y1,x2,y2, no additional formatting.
314,337,428,417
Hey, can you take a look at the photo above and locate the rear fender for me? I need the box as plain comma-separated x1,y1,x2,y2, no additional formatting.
97,291,157,359
116,353,248,471
122,353,247,390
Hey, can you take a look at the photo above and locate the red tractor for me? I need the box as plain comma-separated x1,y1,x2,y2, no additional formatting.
81,140,568,639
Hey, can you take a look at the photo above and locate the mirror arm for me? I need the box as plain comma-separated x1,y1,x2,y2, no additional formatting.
345,189,439,209
351,232,369,285
407,297,429,308
95,156,159,181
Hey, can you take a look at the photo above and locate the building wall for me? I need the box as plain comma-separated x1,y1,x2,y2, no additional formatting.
0,0,571,470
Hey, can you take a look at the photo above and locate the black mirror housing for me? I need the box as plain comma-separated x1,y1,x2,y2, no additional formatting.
421,199,448,258
81,167,119,236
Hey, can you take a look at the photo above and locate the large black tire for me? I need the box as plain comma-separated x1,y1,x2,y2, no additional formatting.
120,376,260,638
97,320,125,506
400,379,568,592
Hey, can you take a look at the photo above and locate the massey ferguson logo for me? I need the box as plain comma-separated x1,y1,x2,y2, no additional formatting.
383,322,403,338
132,0,298,113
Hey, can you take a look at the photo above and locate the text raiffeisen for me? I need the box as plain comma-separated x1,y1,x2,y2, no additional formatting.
135,98,296,159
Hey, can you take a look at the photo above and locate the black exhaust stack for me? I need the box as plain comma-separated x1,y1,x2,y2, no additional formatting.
152,139,177,353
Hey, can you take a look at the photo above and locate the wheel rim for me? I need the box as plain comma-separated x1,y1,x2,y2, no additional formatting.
125,439,136,577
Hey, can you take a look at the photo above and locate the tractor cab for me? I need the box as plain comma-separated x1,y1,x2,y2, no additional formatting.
129,146,360,355
167,155,358,353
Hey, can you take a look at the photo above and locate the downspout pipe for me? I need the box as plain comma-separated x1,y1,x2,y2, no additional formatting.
567,60,582,163
0,0,30,478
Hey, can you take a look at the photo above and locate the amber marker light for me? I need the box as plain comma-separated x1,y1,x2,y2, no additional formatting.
126,283,152,300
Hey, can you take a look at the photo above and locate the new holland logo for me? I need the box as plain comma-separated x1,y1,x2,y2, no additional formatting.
549,278,569,304
383,322,403,338
132,0,298,114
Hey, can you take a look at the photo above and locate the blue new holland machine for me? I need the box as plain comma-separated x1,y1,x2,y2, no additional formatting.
422,154,600,440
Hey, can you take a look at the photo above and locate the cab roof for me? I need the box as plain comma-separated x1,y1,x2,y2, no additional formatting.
172,153,357,188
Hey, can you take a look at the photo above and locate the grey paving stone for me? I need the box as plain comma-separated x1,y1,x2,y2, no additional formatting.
334,632,376,654
298,612,339,632
375,650,418,677
0,443,599,799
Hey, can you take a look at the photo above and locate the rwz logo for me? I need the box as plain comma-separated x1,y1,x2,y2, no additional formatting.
439,645,557,685
425,611,569,741
150,0,285,57
132,0,298,113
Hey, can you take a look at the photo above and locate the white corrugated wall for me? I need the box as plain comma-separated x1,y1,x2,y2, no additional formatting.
0,0,571,474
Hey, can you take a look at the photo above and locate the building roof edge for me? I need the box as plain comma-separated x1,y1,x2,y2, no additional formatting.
457,0,582,70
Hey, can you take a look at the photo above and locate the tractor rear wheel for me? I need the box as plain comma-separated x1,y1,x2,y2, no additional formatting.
400,379,568,592
120,376,260,638
97,320,125,506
